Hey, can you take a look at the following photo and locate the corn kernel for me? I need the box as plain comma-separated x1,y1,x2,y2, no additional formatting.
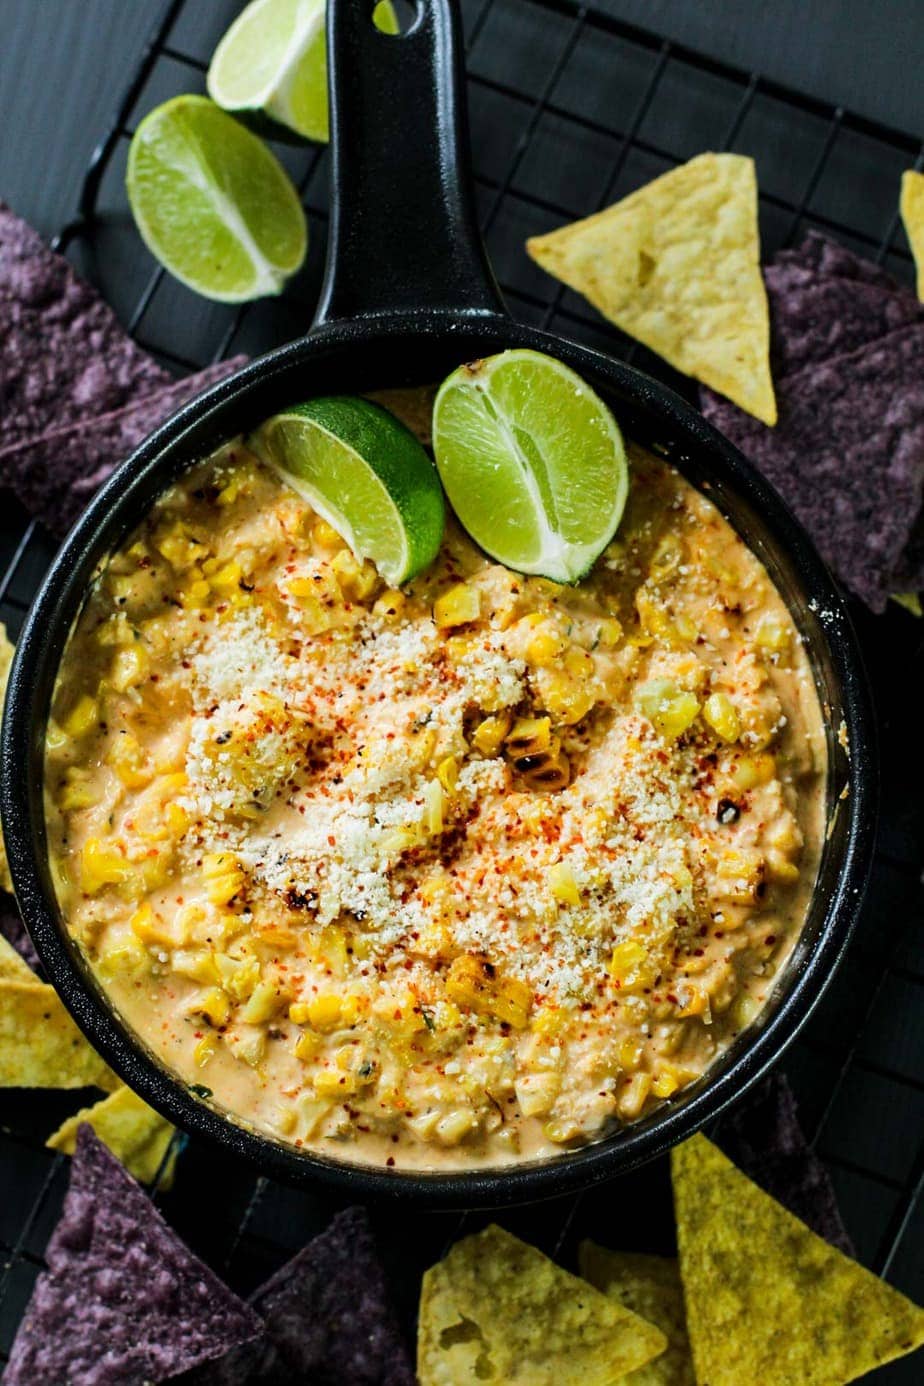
129,903,175,949
372,589,405,619
106,731,152,789
634,679,700,740
294,1030,322,1061
652,1067,680,1099
178,576,211,610
240,981,282,1025
58,767,98,812
208,560,243,593
313,518,346,549
609,939,650,989
214,953,260,1000
549,862,582,907
505,717,551,757
594,617,623,649
110,645,148,692
618,1037,644,1071
618,1071,653,1119
436,755,460,795
63,694,98,739
515,1071,561,1117
424,779,444,836
526,623,567,667
202,852,244,906
314,1068,357,1098
80,839,130,894
308,994,343,1032
331,548,379,600
445,955,532,1029
535,668,596,725
563,646,594,681
173,949,220,985
702,692,741,743
755,616,790,653
193,1035,216,1068
434,583,481,628
156,524,208,570
289,1001,312,1025
189,988,231,1027
472,712,512,756
97,939,148,981
434,1109,476,1145
731,752,776,790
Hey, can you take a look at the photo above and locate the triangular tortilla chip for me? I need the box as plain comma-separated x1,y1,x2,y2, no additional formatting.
47,1083,178,1187
901,169,924,301
527,153,777,425
0,931,35,981
672,1134,924,1385
417,1224,666,1385
4,1126,261,1384
0,978,114,1089
579,1244,694,1385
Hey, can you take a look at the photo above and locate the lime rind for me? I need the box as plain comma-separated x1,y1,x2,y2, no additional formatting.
127,95,307,303
252,398,445,587
432,349,628,584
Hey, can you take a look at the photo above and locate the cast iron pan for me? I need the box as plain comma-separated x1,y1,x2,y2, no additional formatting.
1,0,876,1206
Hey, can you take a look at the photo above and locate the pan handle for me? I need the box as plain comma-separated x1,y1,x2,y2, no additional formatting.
313,0,505,326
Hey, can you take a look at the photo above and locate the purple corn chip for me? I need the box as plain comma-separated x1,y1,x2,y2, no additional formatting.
177,1207,415,1386
0,894,41,974
0,202,171,451
702,322,924,611
716,1072,854,1256
774,229,909,293
0,356,247,538
4,1126,261,1385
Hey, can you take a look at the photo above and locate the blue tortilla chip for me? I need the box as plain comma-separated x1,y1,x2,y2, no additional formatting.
0,895,41,974
0,201,171,450
716,1072,854,1256
0,356,247,537
4,1126,260,1384
176,1207,415,1385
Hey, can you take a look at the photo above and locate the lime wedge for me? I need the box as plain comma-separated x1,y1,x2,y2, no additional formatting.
207,0,398,144
126,95,307,303
432,349,629,583
252,398,445,586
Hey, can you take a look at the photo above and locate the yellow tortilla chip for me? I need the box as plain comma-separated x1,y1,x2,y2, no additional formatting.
901,169,924,301
526,153,777,425
892,592,923,617
0,622,13,892
673,1134,924,1385
0,931,35,981
0,978,113,1089
417,1223,666,1385
579,1243,694,1385
47,1083,178,1187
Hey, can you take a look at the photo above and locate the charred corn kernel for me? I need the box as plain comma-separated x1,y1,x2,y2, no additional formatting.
437,755,460,795
331,548,379,600
755,616,790,653
618,1071,653,1119
434,1109,475,1145
372,589,405,619
208,560,243,593
110,644,148,692
173,949,220,985
634,679,700,740
549,862,582,907
190,988,231,1027
703,692,741,743
294,1030,322,1061
202,852,244,906
107,731,152,789
526,622,567,667
515,1071,561,1117
240,981,282,1025
609,940,649,988
731,752,776,790
445,955,532,1029
535,668,596,725
63,694,98,738
313,518,346,549
308,994,343,1031
521,749,571,791
425,780,445,836
193,1035,216,1067
156,524,208,570
505,716,551,756
80,839,130,893
652,1067,680,1099
434,583,480,628
472,712,512,756
595,617,623,649
58,767,98,811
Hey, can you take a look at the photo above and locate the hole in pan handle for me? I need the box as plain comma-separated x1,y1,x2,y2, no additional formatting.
314,0,506,327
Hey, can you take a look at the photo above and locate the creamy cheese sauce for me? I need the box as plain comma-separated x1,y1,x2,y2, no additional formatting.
45,420,826,1170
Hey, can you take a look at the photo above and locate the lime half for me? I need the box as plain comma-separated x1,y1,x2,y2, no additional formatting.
432,349,629,583
126,95,307,302
252,398,445,586
207,0,398,144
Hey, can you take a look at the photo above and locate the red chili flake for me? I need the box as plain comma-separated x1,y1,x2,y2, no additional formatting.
666,993,679,1005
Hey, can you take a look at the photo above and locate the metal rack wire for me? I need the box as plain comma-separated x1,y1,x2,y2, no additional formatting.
1,0,923,1376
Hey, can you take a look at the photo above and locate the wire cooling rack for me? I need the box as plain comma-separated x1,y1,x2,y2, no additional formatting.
2,1,923,1378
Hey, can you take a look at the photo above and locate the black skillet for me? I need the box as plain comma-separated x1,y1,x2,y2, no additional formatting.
1,0,876,1206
